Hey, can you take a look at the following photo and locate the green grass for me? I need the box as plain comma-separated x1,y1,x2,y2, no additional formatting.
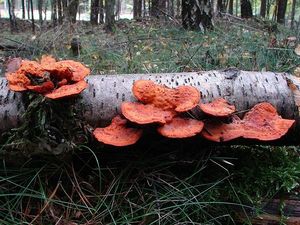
2,18,300,75
1,144,300,224
1,19,300,224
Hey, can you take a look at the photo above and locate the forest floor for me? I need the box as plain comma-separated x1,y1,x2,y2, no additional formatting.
1,17,300,224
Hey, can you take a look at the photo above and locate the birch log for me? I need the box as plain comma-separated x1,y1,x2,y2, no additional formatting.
1,70,300,134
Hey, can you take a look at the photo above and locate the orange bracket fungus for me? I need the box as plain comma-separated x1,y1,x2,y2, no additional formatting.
5,55,90,99
121,80,201,125
121,102,175,124
132,80,200,112
201,116,243,142
199,98,236,117
93,115,143,146
202,102,295,142
157,117,204,138
242,102,295,141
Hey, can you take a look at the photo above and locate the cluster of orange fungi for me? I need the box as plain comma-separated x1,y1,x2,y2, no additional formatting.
5,57,295,147
5,56,90,99
93,80,295,147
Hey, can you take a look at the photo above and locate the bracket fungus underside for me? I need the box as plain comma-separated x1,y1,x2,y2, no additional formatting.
93,116,143,147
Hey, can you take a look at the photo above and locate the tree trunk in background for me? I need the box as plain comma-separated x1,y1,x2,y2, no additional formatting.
51,0,57,26
260,0,266,17
217,0,224,12
168,0,175,16
143,0,147,17
1,71,300,139
38,0,43,25
276,0,287,24
7,0,17,32
240,0,253,18
182,0,213,31
99,0,104,23
57,0,63,24
91,0,99,24
115,0,121,20
68,0,79,23
134,0,142,19
21,0,25,19
27,0,30,19
30,0,35,32
151,0,166,18
228,0,233,14
105,0,115,32
176,0,181,17
290,0,296,28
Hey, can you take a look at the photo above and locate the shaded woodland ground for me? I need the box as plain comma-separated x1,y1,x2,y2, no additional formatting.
1,11,300,225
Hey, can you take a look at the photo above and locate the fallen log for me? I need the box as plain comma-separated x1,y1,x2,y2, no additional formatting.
1,69,300,140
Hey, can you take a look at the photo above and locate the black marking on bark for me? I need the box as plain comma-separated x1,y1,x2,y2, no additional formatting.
262,84,267,93
4,90,11,104
122,79,124,83
122,94,125,101
115,107,118,113
250,84,253,92
101,102,104,109
17,102,22,111
93,89,96,98
4,110,8,121
265,78,269,83
197,82,200,86
241,86,246,96
217,85,221,96
114,82,116,87
246,101,249,109
116,93,119,99
176,81,179,86
101,78,104,81
171,78,174,82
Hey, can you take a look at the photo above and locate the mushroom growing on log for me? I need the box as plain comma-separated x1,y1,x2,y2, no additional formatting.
1,70,300,144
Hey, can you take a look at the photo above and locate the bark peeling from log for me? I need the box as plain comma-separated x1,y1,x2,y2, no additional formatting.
0,70,298,131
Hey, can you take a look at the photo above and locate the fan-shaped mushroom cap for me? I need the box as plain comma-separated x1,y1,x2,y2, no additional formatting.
121,102,175,124
132,80,200,112
19,60,45,77
158,117,204,138
45,80,88,99
27,81,55,94
40,55,56,67
202,103,295,142
242,102,295,141
199,98,235,117
93,116,143,146
201,116,243,142
6,72,31,91
54,60,90,82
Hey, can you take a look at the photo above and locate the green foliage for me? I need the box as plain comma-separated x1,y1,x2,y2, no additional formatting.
0,93,89,156
1,144,300,224
2,19,299,76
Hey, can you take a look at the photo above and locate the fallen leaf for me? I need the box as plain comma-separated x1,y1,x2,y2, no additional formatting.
294,67,300,76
